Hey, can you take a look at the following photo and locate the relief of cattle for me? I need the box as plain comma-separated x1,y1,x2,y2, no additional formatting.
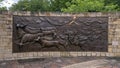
13,16,108,52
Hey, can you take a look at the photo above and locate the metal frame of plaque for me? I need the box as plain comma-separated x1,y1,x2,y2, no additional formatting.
13,15,108,52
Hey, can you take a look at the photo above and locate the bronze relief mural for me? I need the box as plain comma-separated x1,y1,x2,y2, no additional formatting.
13,15,108,52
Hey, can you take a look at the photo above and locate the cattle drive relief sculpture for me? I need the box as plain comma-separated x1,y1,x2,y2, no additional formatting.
13,15,108,52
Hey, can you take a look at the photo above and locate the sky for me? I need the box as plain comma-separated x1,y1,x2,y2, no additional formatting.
0,0,19,9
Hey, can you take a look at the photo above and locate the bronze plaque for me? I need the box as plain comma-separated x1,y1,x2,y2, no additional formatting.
13,15,108,52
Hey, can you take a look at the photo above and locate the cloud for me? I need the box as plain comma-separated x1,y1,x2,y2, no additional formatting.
0,0,18,8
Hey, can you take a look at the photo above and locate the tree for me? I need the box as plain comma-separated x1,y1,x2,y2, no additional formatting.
9,0,120,12
0,0,7,11
104,0,120,11
10,0,50,12
50,0,71,12
10,0,71,12
62,0,118,12
0,0,3,2
0,7,7,11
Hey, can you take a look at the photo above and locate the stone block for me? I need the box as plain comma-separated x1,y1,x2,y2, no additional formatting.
33,52,38,57
77,52,82,56
109,53,115,57
37,52,43,57
28,52,34,57
42,52,50,57
108,47,113,52
0,54,4,59
112,48,117,52
112,41,119,46
105,53,110,56
69,52,78,57
23,52,30,57
3,54,12,58
86,52,92,56
49,52,60,57
116,49,120,52
91,53,96,56
115,53,120,56
100,52,106,56
17,53,24,58
12,54,18,58
60,52,65,57
26,11,31,15
61,52,69,56
96,52,101,56
82,52,87,56
117,46,120,48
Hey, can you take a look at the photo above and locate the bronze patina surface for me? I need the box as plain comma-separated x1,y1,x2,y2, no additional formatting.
13,15,108,52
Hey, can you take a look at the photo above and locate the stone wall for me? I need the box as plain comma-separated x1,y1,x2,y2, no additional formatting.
0,11,120,61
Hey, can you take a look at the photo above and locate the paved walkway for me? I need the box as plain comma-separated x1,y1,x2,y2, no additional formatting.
62,59,119,68
0,57,120,68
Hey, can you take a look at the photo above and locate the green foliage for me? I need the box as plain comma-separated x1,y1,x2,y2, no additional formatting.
62,0,118,12
0,0,7,11
0,0,3,6
0,7,7,11
50,0,71,12
104,4,118,11
0,0,3,2
9,0,120,12
10,0,71,12
10,0,50,11
104,0,120,11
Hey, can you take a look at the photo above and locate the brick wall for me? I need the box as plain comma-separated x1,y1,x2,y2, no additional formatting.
0,11,120,60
